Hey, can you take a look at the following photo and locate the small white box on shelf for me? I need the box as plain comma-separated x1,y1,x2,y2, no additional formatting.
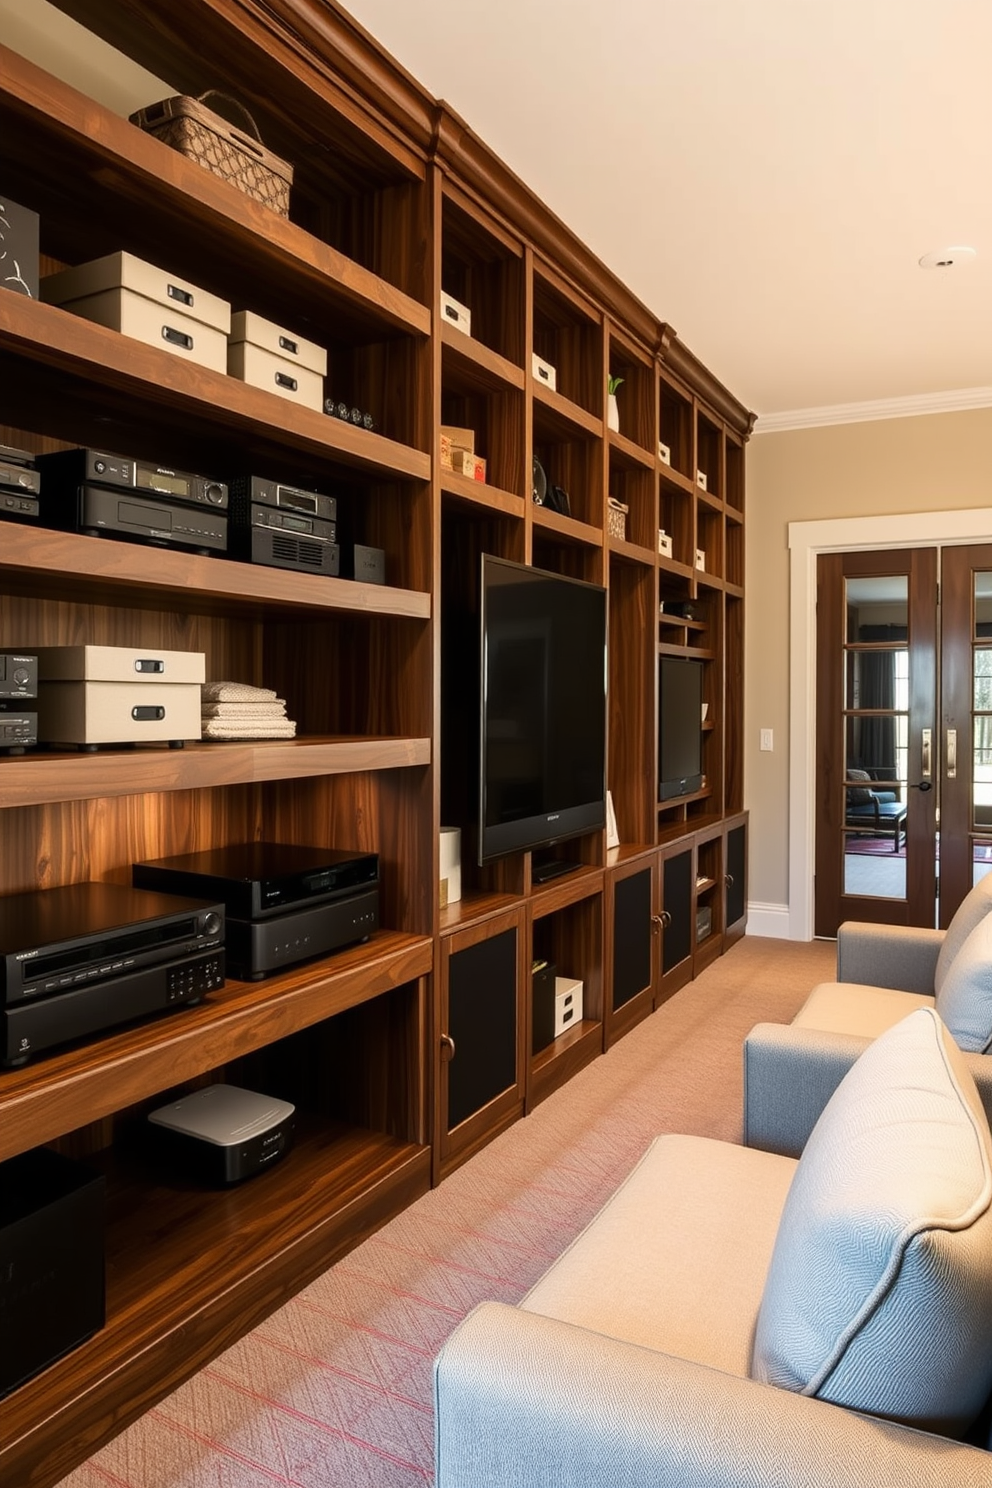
440,290,471,336
440,826,462,907
695,548,706,572
696,469,707,491
554,976,583,1037
532,353,557,391
658,530,673,558
658,442,671,466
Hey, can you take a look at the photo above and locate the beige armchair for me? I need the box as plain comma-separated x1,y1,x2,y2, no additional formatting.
744,876,992,1156
434,1010,992,1487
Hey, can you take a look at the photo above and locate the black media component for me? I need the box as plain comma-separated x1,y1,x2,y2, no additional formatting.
0,443,41,522
0,881,225,1065
132,842,380,980
229,523,340,576
0,712,37,752
477,555,607,864
133,841,379,918
227,476,336,523
658,655,703,800
342,542,385,585
37,482,227,556
0,653,37,697
37,448,228,509
0,1147,104,1398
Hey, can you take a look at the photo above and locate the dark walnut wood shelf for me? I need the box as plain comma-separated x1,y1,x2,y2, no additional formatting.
608,429,656,471
532,381,603,442
440,470,526,518
0,296,431,485
441,321,526,393
0,523,431,621
0,1120,431,1488
0,736,432,809
532,502,602,547
0,42,430,343
0,929,433,1162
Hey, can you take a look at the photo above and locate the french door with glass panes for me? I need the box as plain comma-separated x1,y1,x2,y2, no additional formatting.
815,544,992,937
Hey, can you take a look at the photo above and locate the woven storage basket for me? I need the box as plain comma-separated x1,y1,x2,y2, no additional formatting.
129,91,293,217
607,497,629,540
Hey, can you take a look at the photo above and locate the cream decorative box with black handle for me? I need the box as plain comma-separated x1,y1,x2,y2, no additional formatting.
41,252,231,374
227,310,327,411
34,645,205,748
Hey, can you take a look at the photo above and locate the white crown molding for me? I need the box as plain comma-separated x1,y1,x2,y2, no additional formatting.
753,386,992,434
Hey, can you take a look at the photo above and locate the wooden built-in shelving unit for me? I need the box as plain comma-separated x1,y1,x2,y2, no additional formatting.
0,3,753,1483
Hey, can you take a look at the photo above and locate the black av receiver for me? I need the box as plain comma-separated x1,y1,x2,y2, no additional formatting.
37,448,228,509
1,882,225,1065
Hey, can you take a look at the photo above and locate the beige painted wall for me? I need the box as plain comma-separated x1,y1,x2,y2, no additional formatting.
744,407,992,916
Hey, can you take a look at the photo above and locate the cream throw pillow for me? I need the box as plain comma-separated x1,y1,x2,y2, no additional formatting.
751,1007,992,1432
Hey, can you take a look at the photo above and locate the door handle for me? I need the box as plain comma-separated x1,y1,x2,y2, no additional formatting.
909,780,933,792
946,727,957,779
921,728,932,779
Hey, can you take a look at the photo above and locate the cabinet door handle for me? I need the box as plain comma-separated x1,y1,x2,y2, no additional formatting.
946,727,957,780
659,909,672,928
440,1033,456,1061
650,913,663,931
724,873,733,888
921,727,932,779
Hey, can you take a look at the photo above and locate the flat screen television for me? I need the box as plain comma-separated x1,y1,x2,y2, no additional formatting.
658,656,703,800
479,555,607,865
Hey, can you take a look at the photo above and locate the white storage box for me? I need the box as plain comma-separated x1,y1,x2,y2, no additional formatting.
659,442,671,465
658,529,673,558
41,251,231,374
439,826,462,908
34,645,206,684
696,469,708,491
440,289,471,336
37,682,202,746
227,310,326,412
532,353,557,392
554,975,583,1037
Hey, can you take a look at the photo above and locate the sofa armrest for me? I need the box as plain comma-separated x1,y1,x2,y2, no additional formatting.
434,1303,990,1488
837,920,944,992
744,1024,992,1157
743,1022,869,1156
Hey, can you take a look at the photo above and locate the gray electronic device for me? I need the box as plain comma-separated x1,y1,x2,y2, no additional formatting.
147,1083,295,1185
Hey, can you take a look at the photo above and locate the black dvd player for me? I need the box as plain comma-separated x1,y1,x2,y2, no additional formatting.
132,842,379,919
45,484,227,555
0,882,225,1064
228,476,336,523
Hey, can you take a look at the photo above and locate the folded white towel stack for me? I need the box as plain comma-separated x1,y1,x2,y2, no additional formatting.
200,681,297,740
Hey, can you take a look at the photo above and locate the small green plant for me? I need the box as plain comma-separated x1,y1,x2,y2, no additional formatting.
607,375,624,395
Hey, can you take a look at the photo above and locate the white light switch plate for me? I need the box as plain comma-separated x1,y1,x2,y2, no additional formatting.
760,728,774,751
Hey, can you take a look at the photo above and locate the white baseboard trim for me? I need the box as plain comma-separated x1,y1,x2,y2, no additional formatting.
745,903,792,939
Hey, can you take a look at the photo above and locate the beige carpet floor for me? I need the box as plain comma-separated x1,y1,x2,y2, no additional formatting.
61,935,836,1488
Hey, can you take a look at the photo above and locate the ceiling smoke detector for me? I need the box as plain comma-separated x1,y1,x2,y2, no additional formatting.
918,246,977,270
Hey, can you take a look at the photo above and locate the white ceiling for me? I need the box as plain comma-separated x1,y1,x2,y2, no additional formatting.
343,0,992,422
6,0,991,422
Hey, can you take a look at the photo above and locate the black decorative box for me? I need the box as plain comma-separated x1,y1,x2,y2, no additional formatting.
0,196,39,299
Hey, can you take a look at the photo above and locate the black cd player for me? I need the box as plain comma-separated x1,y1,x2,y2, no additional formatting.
133,842,379,919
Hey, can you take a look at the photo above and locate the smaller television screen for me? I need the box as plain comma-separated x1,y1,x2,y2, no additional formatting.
658,656,703,800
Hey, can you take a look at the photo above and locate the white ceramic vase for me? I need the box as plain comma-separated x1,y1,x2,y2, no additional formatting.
607,393,620,432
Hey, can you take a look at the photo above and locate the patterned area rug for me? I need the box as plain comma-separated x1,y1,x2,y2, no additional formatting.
60,937,835,1488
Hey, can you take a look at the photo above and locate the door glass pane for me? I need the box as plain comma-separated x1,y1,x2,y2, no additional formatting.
843,575,908,899
974,573,992,637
